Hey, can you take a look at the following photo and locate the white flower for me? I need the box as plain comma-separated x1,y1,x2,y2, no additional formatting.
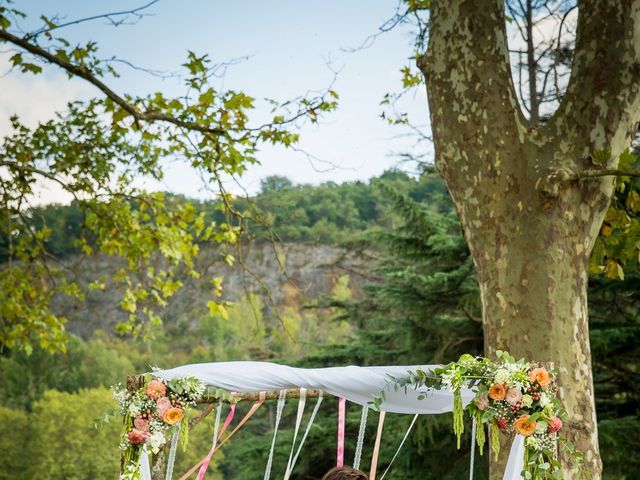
441,373,454,390
148,431,167,454
539,393,550,407
526,436,540,450
535,421,548,434
128,403,141,417
494,368,510,384
521,394,533,407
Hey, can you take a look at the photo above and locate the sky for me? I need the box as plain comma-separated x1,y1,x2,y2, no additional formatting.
1,1,431,204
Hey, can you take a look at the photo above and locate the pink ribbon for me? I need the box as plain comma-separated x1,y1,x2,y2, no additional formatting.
178,393,266,480
336,397,346,467
195,403,236,480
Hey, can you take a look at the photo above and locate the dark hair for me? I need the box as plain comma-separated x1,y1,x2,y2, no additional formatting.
321,466,369,480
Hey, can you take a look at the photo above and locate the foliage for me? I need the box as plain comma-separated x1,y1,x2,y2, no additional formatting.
0,405,29,478
0,334,134,410
590,148,640,280
0,2,336,354
386,352,580,480
27,388,122,479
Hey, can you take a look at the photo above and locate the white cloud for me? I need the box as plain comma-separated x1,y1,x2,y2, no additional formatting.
0,55,95,205
0,55,93,131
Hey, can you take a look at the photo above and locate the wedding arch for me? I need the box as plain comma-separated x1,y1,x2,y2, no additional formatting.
117,352,572,480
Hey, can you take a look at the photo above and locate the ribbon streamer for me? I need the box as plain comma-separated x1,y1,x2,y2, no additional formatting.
288,391,324,475
336,397,346,467
178,393,266,480
369,410,386,480
379,414,418,480
139,445,152,480
285,390,324,479
263,389,287,480
353,405,369,470
165,425,181,480
469,417,477,480
284,389,307,480
195,402,236,480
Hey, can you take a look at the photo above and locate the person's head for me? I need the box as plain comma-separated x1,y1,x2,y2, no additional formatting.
321,466,368,480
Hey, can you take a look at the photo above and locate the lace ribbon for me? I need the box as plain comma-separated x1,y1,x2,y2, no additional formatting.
353,405,369,470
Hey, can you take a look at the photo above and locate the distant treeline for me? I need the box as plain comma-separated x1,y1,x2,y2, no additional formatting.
0,170,451,261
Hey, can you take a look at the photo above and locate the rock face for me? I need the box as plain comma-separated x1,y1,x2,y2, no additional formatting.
57,242,367,338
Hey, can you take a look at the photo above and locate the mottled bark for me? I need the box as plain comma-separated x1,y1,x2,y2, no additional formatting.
418,1,640,478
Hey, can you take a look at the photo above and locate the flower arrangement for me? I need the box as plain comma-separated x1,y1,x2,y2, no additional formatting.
396,351,583,480
114,374,206,480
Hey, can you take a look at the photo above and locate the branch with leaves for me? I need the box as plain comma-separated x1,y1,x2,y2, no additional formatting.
0,1,338,353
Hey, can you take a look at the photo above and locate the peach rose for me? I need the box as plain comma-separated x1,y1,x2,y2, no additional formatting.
162,407,184,425
488,383,508,401
474,394,489,410
156,397,172,416
146,379,167,399
529,367,551,388
513,414,537,436
505,387,523,406
547,417,563,434
133,416,149,433
128,428,149,444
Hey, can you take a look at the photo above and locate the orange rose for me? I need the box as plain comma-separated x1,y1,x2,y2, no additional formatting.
514,414,537,436
488,383,508,401
529,367,551,388
145,379,167,400
162,407,184,425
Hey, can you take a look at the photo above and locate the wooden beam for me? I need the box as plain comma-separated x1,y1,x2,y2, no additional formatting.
197,388,323,404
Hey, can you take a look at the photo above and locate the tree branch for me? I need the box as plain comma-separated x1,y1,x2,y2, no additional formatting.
547,0,640,152
567,169,640,180
25,1,160,39
537,166,640,198
0,28,227,137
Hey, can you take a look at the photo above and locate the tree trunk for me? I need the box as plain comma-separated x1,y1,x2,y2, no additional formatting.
418,1,640,478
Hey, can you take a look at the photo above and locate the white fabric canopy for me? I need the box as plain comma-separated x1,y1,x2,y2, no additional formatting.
153,361,524,479
157,361,474,414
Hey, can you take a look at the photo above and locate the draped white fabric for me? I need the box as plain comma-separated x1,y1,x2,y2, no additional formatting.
153,361,525,479
156,362,475,414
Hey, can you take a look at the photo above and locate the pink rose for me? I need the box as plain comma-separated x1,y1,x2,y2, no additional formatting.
505,387,523,406
157,397,172,416
496,417,509,431
127,429,149,444
547,417,563,433
134,416,149,432
474,394,489,410
146,379,167,399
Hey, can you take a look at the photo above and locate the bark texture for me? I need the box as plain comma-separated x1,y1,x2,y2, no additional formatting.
418,1,640,478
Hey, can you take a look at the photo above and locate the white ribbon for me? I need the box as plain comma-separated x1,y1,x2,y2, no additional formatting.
285,390,324,479
469,417,476,480
379,414,419,480
502,434,525,480
353,406,369,470
165,425,181,480
264,389,287,480
284,388,307,480
139,445,152,480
